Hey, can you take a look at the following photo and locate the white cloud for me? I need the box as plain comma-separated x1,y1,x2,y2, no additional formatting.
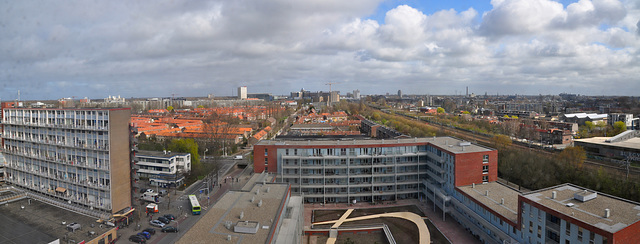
0,0,638,99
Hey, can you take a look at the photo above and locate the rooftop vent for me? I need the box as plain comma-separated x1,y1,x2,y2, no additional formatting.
566,203,575,207
459,141,471,147
574,190,597,202
552,191,557,199
604,209,611,218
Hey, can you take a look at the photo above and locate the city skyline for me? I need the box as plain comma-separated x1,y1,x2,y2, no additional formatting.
1,0,639,100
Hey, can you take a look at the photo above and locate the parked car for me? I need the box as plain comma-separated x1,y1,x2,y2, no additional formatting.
143,228,156,235
145,189,154,193
129,235,146,243
158,189,168,196
149,220,165,228
137,231,151,240
163,214,176,221
139,188,149,193
157,216,170,224
161,226,179,233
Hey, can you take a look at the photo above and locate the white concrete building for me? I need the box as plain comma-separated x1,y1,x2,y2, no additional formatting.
135,150,191,187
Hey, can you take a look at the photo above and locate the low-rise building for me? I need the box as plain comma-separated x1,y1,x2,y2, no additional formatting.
134,150,191,187
177,174,302,244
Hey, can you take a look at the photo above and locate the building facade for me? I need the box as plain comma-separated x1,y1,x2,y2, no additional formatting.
254,137,497,204
238,86,248,100
1,108,132,217
134,150,191,187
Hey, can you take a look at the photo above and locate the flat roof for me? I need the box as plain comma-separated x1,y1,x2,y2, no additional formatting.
522,184,640,233
0,198,114,244
258,136,494,154
575,137,640,150
177,179,289,244
136,150,190,158
457,182,520,223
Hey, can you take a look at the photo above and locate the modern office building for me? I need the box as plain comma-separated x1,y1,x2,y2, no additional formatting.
134,150,191,187
254,137,497,204
1,107,133,218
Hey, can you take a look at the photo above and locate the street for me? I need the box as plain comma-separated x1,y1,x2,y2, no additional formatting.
118,160,251,244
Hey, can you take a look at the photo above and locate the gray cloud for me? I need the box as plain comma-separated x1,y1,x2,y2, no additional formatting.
0,0,639,100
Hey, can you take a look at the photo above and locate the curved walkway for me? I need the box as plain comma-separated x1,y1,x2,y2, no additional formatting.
313,210,430,244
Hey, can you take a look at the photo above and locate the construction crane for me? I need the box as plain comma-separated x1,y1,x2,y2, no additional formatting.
325,82,340,105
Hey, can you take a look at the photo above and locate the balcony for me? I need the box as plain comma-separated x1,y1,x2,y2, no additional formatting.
425,170,445,183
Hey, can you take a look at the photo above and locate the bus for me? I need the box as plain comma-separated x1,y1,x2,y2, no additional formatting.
188,195,201,215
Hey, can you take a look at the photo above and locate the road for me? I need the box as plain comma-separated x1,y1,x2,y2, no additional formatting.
118,162,248,244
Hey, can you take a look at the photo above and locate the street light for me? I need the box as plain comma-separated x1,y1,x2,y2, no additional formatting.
204,148,209,161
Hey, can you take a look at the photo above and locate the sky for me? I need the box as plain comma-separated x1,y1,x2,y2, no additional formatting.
1,0,639,100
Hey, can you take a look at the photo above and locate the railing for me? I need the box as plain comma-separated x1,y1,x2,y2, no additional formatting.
25,192,111,219
2,134,110,151
2,119,109,131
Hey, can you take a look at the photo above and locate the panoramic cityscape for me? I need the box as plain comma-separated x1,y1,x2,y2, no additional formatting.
1,1,640,244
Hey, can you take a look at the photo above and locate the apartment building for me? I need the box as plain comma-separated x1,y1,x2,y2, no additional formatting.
1,107,132,217
134,150,191,187
254,137,496,204
421,140,640,244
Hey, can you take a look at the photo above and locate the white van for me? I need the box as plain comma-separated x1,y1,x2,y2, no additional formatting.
233,155,243,160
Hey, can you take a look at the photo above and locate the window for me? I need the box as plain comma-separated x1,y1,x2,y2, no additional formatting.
482,165,489,173
482,175,488,182
264,158,268,165
483,155,489,163
264,148,268,156
285,149,289,156
537,226,542,238
565,221,571,236
589,232,595,244
578,227,583,241
529,221,533,233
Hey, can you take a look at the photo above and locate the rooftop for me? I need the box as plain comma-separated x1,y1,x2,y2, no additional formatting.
176,179,289,244
575,137,640,150
522,184,640,233
257,136,494,154
457,182,520,223
136,150,190,158
0,197,115,244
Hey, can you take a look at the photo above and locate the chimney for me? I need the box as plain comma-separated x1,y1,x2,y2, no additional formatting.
604,209,611,218
501,198,504,205
485,190,489,196
472,183,475,188
552,191,557,199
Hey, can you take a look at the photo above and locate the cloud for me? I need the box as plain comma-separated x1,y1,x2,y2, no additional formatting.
0,0,638,99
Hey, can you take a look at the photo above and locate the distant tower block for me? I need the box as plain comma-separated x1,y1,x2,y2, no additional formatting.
238,86,247,100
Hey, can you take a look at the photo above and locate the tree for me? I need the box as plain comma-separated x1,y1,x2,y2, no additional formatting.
168,139,200,166
559,146,586,169
492,135,512,150
167,106,174,112
436,107,445,114
462,111,470,114
584,121,595,131
613,121,627,134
